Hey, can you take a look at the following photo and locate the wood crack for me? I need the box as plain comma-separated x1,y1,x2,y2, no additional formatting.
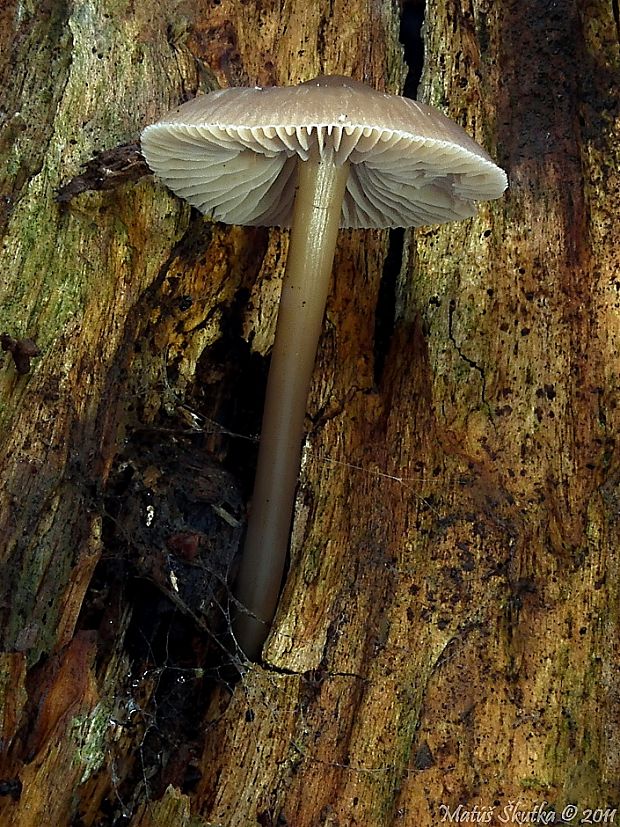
613,0,620,46
448,298,487,404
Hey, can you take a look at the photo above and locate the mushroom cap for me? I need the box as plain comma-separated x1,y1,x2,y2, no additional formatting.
141,76,507,229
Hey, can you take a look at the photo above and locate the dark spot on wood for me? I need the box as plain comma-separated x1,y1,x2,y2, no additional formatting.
414,740,435,770
1,333,40,374
0,778,22,801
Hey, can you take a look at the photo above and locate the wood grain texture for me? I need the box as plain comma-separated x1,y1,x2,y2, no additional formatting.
0,0,618,824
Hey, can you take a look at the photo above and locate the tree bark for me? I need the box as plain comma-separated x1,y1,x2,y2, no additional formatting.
1,0,618,825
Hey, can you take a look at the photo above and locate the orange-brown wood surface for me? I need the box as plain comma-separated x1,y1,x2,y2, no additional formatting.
1,1,618,825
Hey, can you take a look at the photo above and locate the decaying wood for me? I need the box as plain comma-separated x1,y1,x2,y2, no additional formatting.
1,0,619,825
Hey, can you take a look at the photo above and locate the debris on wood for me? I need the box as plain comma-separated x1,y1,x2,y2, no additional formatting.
1,333,40,374
55,142,150,203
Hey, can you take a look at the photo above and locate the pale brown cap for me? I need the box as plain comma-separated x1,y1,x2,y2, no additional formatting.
141,76,507,229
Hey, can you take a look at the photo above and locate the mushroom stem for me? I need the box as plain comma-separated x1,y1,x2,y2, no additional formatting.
234,155,350,660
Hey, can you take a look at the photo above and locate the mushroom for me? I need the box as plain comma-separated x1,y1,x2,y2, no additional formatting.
141,75,507,659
